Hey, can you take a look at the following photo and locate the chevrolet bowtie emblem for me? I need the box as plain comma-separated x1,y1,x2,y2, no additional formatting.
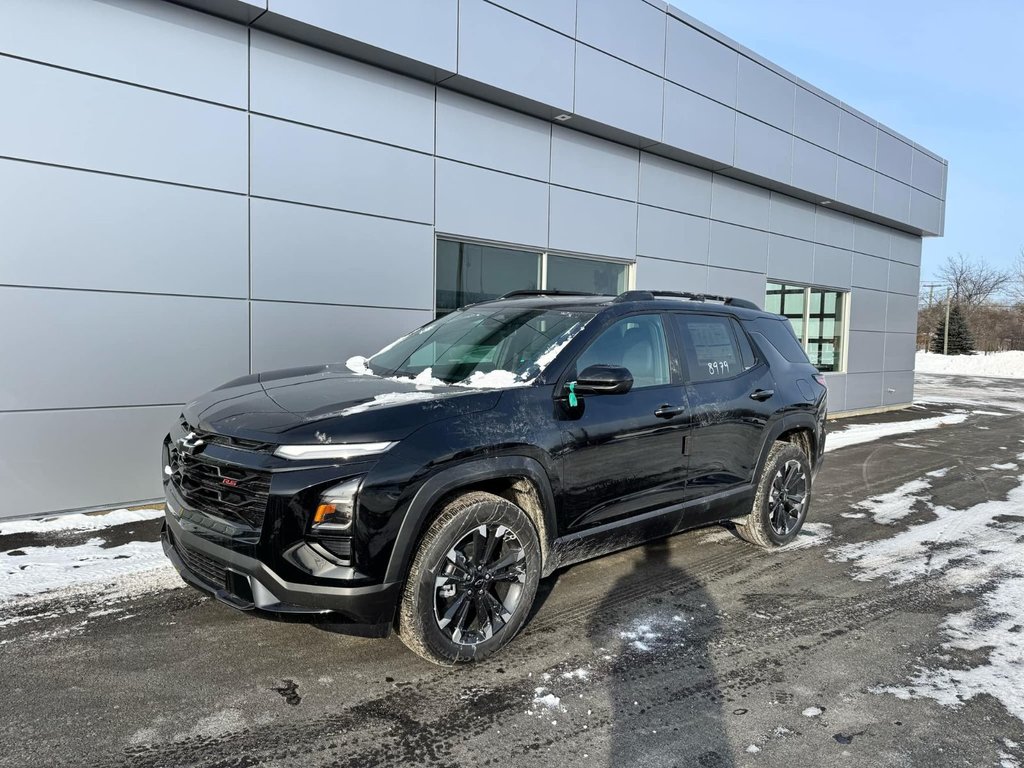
177,431,205,456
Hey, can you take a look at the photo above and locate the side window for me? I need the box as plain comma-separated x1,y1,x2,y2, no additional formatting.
732,320,757,370
575,314,671,389
675,315,745,383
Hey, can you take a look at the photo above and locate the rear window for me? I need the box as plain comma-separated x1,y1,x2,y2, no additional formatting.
753,318,810,363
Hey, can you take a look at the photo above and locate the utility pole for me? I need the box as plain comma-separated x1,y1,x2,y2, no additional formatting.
922,282,944,308
943,287,951,355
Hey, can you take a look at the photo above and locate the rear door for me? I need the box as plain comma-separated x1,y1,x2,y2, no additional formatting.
671,312,776,501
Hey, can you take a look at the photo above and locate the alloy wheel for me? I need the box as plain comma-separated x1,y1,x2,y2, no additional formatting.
768,459,808,536
433,524,527,645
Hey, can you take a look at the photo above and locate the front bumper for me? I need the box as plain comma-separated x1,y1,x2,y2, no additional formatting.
162,510,401,635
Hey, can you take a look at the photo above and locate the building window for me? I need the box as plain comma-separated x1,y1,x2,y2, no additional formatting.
436,238,632,317
765,282,847,372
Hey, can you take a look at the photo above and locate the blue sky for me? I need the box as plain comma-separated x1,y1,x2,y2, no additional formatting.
680,0,1023,284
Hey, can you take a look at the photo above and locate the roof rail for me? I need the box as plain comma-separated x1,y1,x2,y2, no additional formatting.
497,289,600,299
613,290,760,311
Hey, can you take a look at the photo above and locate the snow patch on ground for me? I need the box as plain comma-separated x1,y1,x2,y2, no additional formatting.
833,459,1024,723
801,706,823,717
916,350,1024,379
0,506,180,615
778,522,832,550
532,689,562,710
852,478,932,525
0,539,177,603
916,374,1024,414
826,411,969,453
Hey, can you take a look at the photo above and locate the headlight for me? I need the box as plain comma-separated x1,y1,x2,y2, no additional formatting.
312,477,361,531
273,441,396,460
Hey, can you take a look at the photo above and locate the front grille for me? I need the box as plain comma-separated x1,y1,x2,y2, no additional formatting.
173,534,228,590
178,414,272,452
168,422,271,530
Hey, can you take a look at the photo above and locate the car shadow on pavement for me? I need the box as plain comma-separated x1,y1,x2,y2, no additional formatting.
588,538,734,768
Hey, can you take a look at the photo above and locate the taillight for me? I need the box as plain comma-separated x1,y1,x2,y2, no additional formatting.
813,373,826,387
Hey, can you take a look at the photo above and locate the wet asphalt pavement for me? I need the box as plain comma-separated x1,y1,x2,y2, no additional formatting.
2,374,1024,767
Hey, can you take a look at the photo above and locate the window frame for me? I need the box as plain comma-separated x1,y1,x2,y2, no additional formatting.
764,280,850,373
434,234,635,318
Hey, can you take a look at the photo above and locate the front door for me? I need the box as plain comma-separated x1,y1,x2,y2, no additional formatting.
671,312,776,501
557,313,690,531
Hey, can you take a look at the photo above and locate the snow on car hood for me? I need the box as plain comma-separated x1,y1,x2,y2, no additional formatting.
184,363,505,445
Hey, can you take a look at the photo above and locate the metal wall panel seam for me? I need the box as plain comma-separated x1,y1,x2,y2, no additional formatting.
247,25,253,375
0,403,185,415
0,154,246,198
478,0,575,39
0,282,250,303
252,297,434,312
249,193,434,226
250,111,435,157
435,145,555,185
638,253,710,266
548,180,637,205
0,50,247,113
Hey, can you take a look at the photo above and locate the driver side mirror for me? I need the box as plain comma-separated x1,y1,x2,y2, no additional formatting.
572,364,634,396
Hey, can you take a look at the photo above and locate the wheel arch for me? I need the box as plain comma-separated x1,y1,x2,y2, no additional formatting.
384,456,558,583
751,412,820,482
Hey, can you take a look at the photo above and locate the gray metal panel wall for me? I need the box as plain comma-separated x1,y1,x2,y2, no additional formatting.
0,0,933,517
249,0,948,236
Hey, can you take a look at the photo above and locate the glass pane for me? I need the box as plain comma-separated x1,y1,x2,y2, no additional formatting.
807,288,844,372
574,314,671,388
436,239,541,317
370,307,594,383
675,314,744,383
547,254,629,296
765,282,807,343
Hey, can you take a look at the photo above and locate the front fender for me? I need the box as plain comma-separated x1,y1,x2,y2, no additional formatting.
383,455,559,583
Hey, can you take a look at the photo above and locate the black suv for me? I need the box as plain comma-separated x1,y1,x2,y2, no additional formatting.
161,290,826,664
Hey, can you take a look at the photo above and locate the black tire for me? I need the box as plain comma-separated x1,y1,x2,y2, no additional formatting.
397,491,541,665
735,441,812,548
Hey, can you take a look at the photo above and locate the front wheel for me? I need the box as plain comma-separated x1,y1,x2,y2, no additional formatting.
735,441,812,548
398,491,541,664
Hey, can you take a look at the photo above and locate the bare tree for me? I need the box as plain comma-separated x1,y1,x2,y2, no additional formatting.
1010,247,1024,304
936,253,1010,307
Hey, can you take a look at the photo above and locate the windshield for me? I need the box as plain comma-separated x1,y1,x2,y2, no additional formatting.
366,308,594,385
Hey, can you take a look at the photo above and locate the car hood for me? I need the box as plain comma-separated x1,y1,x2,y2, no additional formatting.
183,363,505,444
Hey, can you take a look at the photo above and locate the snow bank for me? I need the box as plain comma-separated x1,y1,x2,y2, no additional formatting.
916,350,1024,379
0,506,163,535
826,411,968,452
0,506,177,605
832,457,1024,722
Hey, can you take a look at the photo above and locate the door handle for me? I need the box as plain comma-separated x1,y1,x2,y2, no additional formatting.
654,404,685,419
749,389,775,401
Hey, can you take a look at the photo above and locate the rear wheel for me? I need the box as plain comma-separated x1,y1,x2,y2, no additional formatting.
398,491,541,664
735,441,811,548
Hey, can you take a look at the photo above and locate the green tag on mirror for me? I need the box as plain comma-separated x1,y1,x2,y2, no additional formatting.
568,381,578,407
